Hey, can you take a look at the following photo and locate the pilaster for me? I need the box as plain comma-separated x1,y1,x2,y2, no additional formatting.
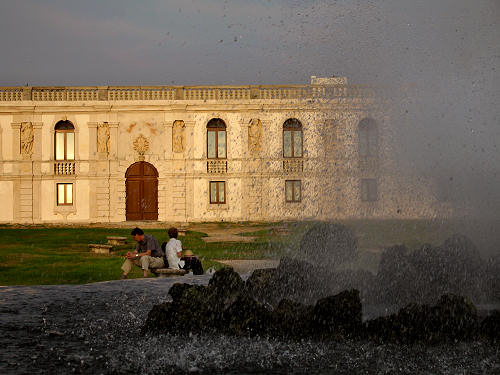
108,122,119,160
87,122,98,160
163,121,173,160
32,122,43,161
11,122,21,160
184,121,195,160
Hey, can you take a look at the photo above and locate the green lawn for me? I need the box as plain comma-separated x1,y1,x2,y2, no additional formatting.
0,219,462,285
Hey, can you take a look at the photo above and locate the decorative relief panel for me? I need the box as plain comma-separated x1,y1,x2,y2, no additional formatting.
248,118,262,155
20,122,34,159
172,120,185,153
97,122,110,154
133,134,149,161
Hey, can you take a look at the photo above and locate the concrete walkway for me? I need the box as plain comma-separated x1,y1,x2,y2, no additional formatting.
188,223,272,243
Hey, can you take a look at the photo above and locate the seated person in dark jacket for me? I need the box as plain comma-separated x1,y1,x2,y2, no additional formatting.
121,227,164,279
181,250,204,275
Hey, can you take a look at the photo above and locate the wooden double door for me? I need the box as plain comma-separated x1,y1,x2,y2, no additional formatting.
125,162,158,220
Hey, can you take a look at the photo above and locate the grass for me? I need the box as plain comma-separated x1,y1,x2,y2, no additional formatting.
0,219,467,286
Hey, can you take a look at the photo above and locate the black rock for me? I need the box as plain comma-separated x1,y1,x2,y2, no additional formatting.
433,294,479,341
374,235,491,305
222,294,273,337
480,310,500,341
143,302,177,334
209,266,245,298
271,299,314,339
172,285,215,334
365,294,479,343
168,283,194,303
245,268,275,304
312,289,362,339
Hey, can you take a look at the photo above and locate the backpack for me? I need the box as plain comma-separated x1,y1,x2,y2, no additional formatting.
182,256,204,275
161,241,169,268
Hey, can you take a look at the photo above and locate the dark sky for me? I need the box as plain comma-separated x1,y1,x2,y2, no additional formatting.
0,0,497,87
1,0,499,220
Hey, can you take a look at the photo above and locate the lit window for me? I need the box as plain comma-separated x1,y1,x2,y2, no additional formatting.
207,118,227,159
283,118,303,158
285,180,301,202
361,179,377,201
54,121,75,160
210,181,225,204
57,183,73,205
359,118,378,158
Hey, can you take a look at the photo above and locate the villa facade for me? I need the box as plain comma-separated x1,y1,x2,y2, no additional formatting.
0,77,445,224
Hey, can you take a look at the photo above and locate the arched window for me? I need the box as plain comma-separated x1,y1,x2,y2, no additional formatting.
359,118,378,158
54,120,75,160
207,118,226,159
283,118,303,158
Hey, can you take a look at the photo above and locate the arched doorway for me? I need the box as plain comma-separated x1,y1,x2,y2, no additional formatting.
125,162,158,220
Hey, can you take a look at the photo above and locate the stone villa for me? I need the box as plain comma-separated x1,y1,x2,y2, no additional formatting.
0,76,445,224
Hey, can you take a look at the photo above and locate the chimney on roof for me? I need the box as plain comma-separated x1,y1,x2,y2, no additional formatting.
310,76,348,85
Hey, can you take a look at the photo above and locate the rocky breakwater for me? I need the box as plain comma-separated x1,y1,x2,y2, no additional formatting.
243,223,500,308
144,223,500,344
144,267,500,343
144,267,363,340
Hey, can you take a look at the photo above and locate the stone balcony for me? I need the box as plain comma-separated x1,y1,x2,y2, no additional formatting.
358,157,379,172
207,160,228,174
283,159,304,173
54,161,76,175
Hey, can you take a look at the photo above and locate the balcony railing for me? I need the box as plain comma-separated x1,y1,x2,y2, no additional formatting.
283,159,304,173
207,160,227,174
0,87,23,101
108,87,176,100
0,85,375,102
54,161,76,175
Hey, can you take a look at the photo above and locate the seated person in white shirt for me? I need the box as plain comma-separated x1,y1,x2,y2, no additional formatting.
164,227,184,269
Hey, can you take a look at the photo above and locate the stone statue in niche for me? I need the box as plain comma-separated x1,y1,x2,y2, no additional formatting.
20,122,34,158
172,120,185,153
97,123,110,154
133,134,149,161
248,118,262,154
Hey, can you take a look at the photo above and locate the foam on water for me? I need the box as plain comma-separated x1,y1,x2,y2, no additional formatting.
1,274,498,374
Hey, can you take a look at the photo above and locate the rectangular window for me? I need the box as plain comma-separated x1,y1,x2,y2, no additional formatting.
57,183,73,205
207,131,216,158
293,131,303,157
217,131,226,158
285,180,301,202
283,130,303,158
359,133,369,157
66,133,75,160
207,129,227,159
55,132,75,160
283,131,292,157
55,132,66,160
209,181,225,204
361,179,377,201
